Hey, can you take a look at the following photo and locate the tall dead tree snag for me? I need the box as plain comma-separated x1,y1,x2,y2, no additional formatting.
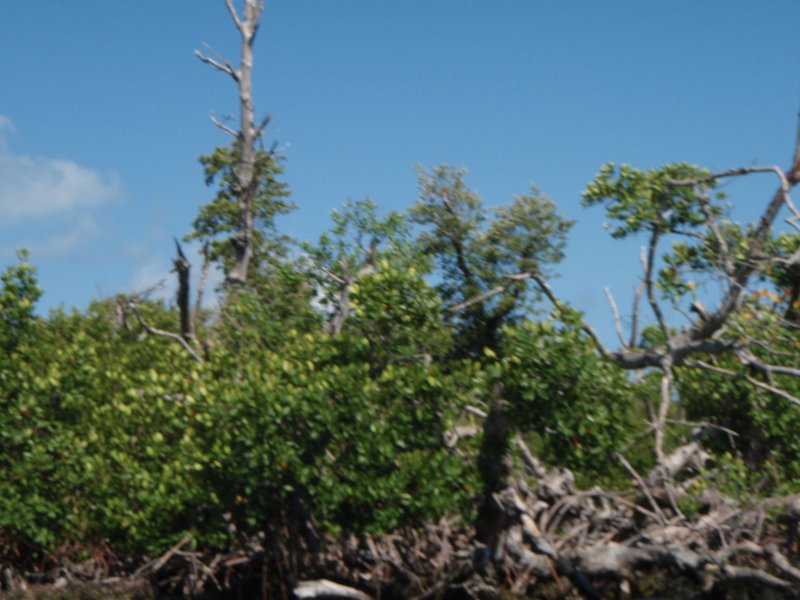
196,0,266,285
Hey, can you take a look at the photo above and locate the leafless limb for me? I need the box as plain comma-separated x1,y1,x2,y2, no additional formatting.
464,405,488,419
528,272,613,360
255,114,272,141
133,535,193,578
653,362,673,464
324,241,377,335
210,113,239,138
128,303,205,365
194,44,239,82
613,452,668,525
604,286,627,348
295,579,371,600
698,193,735,277
193,243,211,327
738,347,800,378
644,228,671,345
448,272,531,313
668,165,790,192
448,284,507,313
687,360,800,406
224,0,244,32
663,418,739,439
625,247,648,348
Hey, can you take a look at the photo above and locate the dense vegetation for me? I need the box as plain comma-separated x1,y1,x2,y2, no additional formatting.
4,6,800,597
2,146,799,571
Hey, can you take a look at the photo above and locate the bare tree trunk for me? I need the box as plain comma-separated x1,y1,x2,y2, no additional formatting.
228,0,262,285
197,0,265,285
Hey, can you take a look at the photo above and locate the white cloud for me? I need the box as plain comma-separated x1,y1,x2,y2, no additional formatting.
0,116,120,221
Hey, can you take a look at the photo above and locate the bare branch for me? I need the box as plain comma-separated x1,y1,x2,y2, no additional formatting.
254,114,272,140
194,45,239,82
687,360,800,407
614,452,668,525
324,247,377,335
604,286,627,348
628,248,647,348
128,303,205,365
644,227,671,345
654,363,673,464
448,285,506,313
210,113,239,138
448,273,531,313
663,418,739,439
529,272,613,360
224,0,244,32
737,348,800,378
698,192,735,277
668,165,789,189
193,243,211,327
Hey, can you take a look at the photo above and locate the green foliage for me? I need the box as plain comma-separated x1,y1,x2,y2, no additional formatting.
496,321,647,484
201,332,478,535
185,142,294,276
583,163,733,303
0,250,41,356
676,315,800,493
582,162,718,239
349,255,452,368
410,165,573,355
0,298,208,554
16,157,777,566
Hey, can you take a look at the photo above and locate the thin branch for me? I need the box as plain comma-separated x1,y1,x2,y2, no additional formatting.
193,243,210,328
614,452,668,525
448,272,531,313
698,193,735,277
128,303,205,364
668,165,789,190
440,191,478,292
604,286,628,348
448,284,506,313
654,362,673,465
224,0,244,32
663,418,739,439
210,113,240,138
644,227,671,345
194,45,239,82
529,273,612,360
687,360,800,406
254,114,272,140
738,348,800,378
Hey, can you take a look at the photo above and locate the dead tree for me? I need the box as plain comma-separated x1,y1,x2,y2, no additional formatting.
196,0,266,285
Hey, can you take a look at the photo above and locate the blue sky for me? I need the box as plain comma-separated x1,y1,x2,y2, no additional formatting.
1,1,799,343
